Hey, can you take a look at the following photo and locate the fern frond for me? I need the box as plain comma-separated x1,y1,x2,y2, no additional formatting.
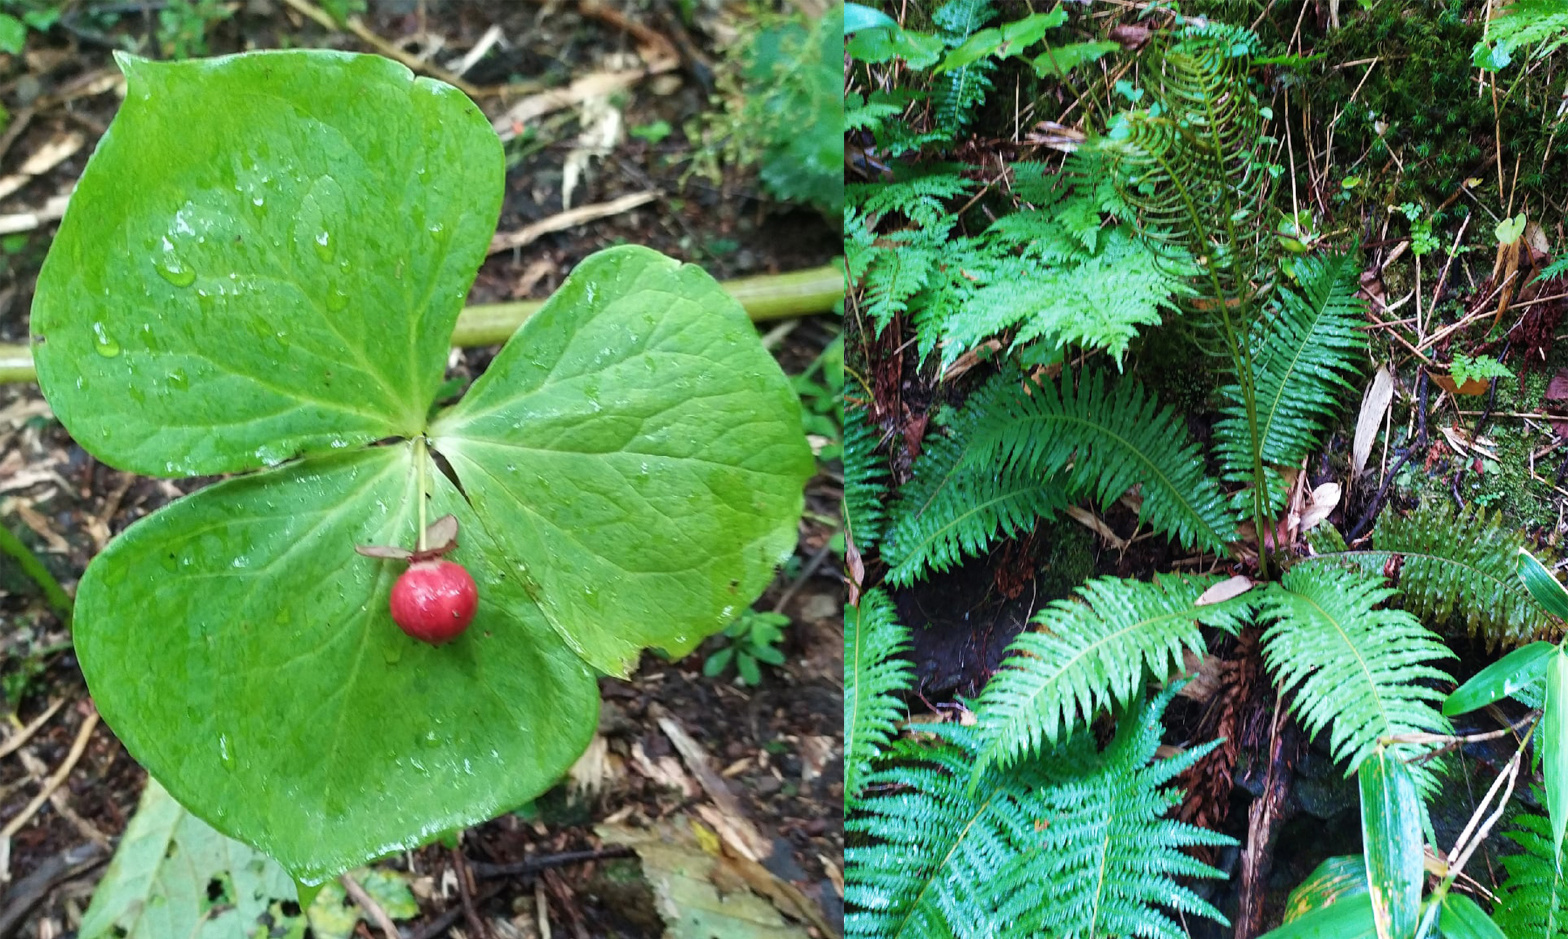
1494,809,1568,939
1215,250,1366,512
996,689,1235,939
967,369,1238,553
882,372,1068,586
846,589,914,803
1260,565,1454,786
1479,0,1568,67
847,690,1232,939
844,408,890,551
1301,502,1552,650
969,574,1254,780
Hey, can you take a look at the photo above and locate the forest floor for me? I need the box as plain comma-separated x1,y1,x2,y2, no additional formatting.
0,2,842,938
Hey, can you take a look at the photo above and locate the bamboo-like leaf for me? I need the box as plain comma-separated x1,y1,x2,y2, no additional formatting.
1282,856,1369,925
1439,893,1508,939
1259,895,1378,939
1444,641,1555,717
1546,646,1568,859
1359,748,1423,939
1521,549,1568,621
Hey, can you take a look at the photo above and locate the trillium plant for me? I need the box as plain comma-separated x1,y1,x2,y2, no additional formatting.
29,51,812,883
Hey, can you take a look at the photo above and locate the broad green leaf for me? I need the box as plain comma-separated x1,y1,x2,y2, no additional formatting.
1260,895,1378,939
31,51,501,477
1445,641,1555,716
78,778,303,939
1439,893,1507,939
1519,549,1568,621
1546,645,1568,858
1032,40,1122,77
934,11,1066,74
844,2,897,33
430,246,813,676
1360,748,1423,939
846,26,943,67
1283,856,1369,924
74,446,599,881
0,14,25,54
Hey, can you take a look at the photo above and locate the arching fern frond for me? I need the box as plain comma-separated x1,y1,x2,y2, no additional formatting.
1214,250,1366,513
846,589,914,802
844,408,890,551
1260,565,1454,788
995,689,1235,939
968,574,1255,780
847,691,1232,939
1494,809,1568,939
1300,502,1552,650
882,372,1067,586
967,369,1238,553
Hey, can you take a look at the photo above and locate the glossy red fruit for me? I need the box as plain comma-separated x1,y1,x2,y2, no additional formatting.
390,560,477,644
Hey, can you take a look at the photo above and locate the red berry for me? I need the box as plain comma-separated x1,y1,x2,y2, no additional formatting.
389,560,477,644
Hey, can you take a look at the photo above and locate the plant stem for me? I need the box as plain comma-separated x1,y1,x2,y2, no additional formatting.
0,522,72,624
0,263,845,384
414,436,429,552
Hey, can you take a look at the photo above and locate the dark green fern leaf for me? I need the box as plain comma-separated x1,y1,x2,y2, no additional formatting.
882,371,1068,586
1301,502,1552,650
844,408,890,551
847,690,1231,939
1215,250,1366,513
995,688,1235,938
1494,809,1568,939
1260,565,1454,788
930,0,996,141
846,589,914,803
969,574,1254,780
966,369,1238,554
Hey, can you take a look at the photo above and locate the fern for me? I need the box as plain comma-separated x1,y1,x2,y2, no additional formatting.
930,0,996,141
846,589,915,802
967,368,1238,554
847,690,1231,939
968,574,1255,780
1494,809,1568,939
844,407,890,551
1476,0,1568,69
995,689,1235,939
1214,250,1366,514
882,371,1067,586
1302,502,1552,650
1260,565,1454,787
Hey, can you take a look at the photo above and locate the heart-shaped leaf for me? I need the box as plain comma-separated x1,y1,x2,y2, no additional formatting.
32,51,500,476
430,246,814,675
34,51,811,882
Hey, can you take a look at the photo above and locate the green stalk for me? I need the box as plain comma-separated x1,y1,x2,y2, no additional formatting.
0,263,846,384
0,521,73,624
414,436,429,552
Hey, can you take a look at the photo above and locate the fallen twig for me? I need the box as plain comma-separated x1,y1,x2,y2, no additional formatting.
0,699,67,761
491,60,680,142
0,841,107,939
279,0,484,98
2,709,99,839
340,872,404,939
488,191,660,255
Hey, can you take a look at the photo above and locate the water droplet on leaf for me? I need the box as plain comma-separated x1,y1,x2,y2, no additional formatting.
90,322,121,357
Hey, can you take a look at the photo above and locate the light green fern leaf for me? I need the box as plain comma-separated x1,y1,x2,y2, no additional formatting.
883,372,1068,586
844,408,890,551
968,574,1254,780
846,589,914,802
1494,809,1568,939
1260,565,1454,786
967,369,1238,553
1215,250,1366,512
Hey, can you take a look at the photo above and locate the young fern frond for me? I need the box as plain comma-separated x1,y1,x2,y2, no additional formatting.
968,574,1254,781
843,408,890,551
1214,250,1366,513
1494,809,1568,939
930,0,996,141
847,691,1231,939
882,372,1067,586
1302,502,1551,649
967,369,1238,553
995,689,1235,939
845,589,914,803
1260,565,1454,788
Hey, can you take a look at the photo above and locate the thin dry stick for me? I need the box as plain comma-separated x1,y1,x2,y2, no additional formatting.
0,699,66,761
341,873,404,939
488,191,659,255
279,0,484,98
2,710,99,838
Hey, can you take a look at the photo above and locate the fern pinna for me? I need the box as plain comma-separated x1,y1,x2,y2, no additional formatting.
1493,809,1568,939
845,588,914,802
847,690,1233,939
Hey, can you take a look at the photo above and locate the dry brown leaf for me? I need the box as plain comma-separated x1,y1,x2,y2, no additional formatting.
1299,482,1341,532
1353,365,1395,478
1196,574,1254,606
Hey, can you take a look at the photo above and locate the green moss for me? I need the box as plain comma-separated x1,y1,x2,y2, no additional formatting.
1037,517,1096,596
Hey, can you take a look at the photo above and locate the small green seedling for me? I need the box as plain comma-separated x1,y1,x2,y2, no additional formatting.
30,50,812,884
704,608,790,686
